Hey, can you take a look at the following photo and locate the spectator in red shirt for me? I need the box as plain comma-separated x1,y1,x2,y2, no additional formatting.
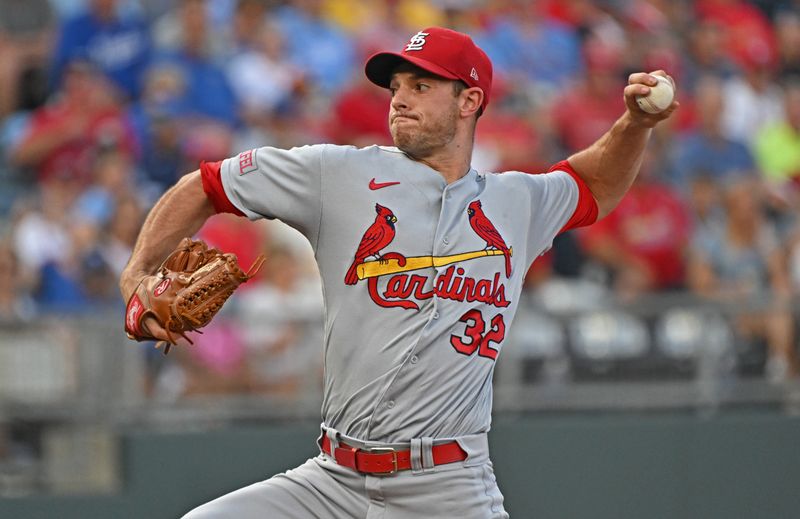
325,75,392,147
551,39,626,153
695,0,778,72
9,59,136,185
475,110,545,174
579,148,692,299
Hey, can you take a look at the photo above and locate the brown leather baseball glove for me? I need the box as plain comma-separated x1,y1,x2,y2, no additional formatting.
124,237,264,353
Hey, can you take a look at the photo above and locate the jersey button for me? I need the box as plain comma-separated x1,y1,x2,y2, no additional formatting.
410,355,419,364
432,312,439,319
387,400,395,409
442,237,449,245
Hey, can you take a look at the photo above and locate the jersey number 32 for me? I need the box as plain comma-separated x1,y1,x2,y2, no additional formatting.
450,309,506,361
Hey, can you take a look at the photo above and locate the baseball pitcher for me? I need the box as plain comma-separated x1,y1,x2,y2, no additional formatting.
120,27,677,518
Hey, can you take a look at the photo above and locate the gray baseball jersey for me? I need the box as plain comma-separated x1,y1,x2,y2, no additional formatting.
202,144,596,443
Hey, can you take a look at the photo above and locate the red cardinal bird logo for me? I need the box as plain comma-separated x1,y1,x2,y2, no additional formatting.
345,204,398,285
467,200,512,278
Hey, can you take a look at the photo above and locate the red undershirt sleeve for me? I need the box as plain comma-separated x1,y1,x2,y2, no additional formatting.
200,160,246,217
549,159,599,233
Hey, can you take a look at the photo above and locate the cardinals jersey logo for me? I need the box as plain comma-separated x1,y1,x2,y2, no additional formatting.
344,204,398,285
467,200,512,278
344,201,513,311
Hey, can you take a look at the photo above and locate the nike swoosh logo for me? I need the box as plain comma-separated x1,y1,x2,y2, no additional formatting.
369,178,401,190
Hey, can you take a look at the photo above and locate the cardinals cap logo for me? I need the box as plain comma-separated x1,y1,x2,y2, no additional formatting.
405,31,429,51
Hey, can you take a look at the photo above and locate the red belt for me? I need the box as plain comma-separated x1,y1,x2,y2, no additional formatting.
321,435,467,475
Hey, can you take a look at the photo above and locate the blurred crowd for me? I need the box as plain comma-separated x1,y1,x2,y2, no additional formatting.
1,0,800,393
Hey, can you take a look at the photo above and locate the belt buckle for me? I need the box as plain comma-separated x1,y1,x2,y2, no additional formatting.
365,447,398,476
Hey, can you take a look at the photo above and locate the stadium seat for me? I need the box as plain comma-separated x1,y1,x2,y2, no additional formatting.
501,309,567,384
653,308,736,380
567,310,652,381
532,277,609,314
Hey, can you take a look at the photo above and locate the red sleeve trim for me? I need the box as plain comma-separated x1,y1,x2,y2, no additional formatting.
549,160,599,233
200,160,246,217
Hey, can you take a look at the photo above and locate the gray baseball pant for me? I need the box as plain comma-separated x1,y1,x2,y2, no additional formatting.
182,429,509,518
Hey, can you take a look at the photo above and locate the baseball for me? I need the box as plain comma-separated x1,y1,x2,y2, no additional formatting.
635,75,674,114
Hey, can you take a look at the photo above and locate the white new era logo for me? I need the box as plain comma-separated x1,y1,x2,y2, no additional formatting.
405,31,429,51
470,67,479,81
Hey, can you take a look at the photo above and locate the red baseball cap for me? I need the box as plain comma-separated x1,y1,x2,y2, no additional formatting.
365,27,493,112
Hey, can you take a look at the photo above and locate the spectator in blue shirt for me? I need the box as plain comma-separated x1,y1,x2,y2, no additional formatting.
150,0,238,128
154,53,238,128
474,7,582,93
672,75,757,189
274,0,356,94
50,0,150,99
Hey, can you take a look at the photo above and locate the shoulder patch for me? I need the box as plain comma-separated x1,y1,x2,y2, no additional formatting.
238,149,258,175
